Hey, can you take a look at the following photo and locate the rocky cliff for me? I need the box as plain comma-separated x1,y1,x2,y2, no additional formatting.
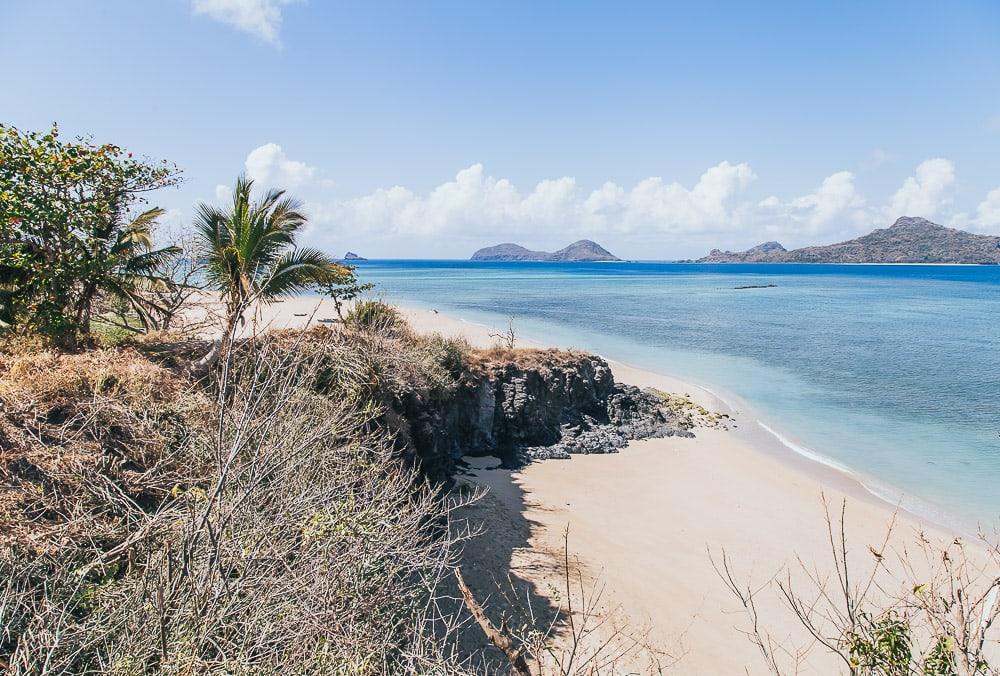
389,350,694,481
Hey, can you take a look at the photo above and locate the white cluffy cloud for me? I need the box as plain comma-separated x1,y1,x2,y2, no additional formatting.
191,0,297,46
758,171,866,234
245,143,316,188
316,161,758,239
884,158,955,222
241,153,1000,255
973,187,1000,229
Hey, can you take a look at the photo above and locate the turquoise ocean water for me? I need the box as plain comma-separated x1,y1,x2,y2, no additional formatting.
350,260,1000,528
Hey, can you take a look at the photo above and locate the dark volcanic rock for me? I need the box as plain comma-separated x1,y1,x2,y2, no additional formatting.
519,384,694,462
390,352,692,481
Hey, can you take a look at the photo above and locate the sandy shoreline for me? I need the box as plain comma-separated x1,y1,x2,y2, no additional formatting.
232,295,989,673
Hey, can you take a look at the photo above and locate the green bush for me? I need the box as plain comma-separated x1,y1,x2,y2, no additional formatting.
345,300,402,333
90,319,137,349
423,334,469,376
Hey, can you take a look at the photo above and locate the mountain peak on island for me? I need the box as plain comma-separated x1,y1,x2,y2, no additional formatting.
471,239,621,262
748,241,787,254
696,217,1000,264
888,216,938,230
549,239,620,261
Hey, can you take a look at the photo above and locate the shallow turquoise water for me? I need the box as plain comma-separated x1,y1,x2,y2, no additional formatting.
351,260,1000,526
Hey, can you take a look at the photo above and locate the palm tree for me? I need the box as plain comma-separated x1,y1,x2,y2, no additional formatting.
193,175,342,368
76,207,180,332
0,207,178,340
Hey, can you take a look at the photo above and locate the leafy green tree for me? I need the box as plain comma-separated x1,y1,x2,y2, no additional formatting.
193,175,343,364
317,263,374,319
0,123,180,344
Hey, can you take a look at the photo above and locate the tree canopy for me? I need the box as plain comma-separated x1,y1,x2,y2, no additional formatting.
0,123,181,343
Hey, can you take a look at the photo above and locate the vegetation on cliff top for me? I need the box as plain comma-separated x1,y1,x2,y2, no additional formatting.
0,325,489,672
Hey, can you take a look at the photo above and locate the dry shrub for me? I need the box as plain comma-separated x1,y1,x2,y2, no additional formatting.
713,498,1000,675
0,347,210,555
1,332,482,674
345,299,403,334
291,322,473,404
464,347,591,373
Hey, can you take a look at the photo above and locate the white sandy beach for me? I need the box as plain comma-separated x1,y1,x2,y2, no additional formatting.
226,295,992,673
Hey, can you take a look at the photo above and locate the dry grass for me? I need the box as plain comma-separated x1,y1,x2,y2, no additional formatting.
0,346,211,556
0,323,489,673
465,347,591,372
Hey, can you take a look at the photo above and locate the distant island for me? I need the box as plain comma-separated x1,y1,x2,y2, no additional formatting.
696,217,1000,264
343,251,367,261
471,239,621,262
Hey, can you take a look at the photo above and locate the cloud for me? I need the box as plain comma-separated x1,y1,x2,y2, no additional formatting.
191,0,296,46
973,186,1000,230
214,184,231,204
758,171,866,234
311,161,758,240
296,156,991,254
245,143,316,188
884,158,955,221
610,161,757,233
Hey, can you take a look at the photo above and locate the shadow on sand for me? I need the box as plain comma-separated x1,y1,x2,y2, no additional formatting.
447,458,569,672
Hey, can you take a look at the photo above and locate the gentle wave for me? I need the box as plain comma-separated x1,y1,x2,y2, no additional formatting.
756,420,854,474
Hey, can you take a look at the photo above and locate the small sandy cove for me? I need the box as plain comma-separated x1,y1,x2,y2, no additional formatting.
217,295,992,673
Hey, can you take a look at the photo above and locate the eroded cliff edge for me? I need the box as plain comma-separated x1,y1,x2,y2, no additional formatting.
387,348,706,481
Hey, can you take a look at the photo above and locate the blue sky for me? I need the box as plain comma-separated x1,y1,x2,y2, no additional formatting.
2,0,999,259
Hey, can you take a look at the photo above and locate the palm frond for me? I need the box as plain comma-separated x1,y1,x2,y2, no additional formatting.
192,176,338,322
121,207,165,248
259,248,342,300
118,245,181,275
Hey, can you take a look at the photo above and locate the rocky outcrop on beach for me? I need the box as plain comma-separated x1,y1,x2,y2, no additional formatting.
392,350,694,479
471,239,621,261
695,217,1000,264
518,381,694,461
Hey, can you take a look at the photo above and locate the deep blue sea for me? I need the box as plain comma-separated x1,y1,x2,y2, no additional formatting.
352,260,1000,527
